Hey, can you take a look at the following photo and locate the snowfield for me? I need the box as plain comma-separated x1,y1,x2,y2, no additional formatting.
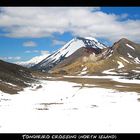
126,44,135,50
0,78,140,133
35,37,107,71
16,54,50,68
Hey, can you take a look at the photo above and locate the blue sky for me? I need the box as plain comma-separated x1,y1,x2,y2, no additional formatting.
0,7,140,63
101,7,140,19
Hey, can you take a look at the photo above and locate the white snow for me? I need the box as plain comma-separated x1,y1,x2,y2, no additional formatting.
64,75,140,84
132,70,140,73
79,67,88,75
1,79,140,133
40,38,85,65
98,75,140,84
0,79,140,133
84,37,106,49
79,71,87,75
107,53,113,58
125,56,140,64
38,37,107,69
63,75,116,79
16,54,50,68
82,67,87,71
113,78,140,84
4,82,17,87
120,57,130,63
126,44,135,50
115,85,126,88
134,57,140,64
85,37,98,42
102,69,118,75
54,38,84,58
0,81,17,87
58,39,83,58
137,67,140,69
117,61,124,69
127,53,134,59
126,54,140,64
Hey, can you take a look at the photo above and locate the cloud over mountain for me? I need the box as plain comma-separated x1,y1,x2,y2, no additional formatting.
23,41,37,47
0,7,140,42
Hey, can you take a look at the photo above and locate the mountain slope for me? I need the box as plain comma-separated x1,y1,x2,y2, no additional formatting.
32,37,107,71
16,54,50,68
100,38,140,77
0,60,34,94
32,37,140,78
48,38,140,76
112,38,140,64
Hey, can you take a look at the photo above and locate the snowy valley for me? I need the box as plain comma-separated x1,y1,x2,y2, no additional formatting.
0,78,140,133
0,37,140,133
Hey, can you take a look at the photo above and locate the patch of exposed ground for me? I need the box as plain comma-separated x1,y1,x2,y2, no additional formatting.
35,103,63,110
62,77,140,93
42,75,140,93
30,70,140,93
0,82,23,94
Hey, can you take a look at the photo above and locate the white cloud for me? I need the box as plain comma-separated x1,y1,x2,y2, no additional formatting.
0,56,21,61
25,50,50,55
33,50,39,53
0,7,140,42
119,13,128,19
23,41,37,47
25,50,39,53
52,39,66,46
40,50,50,55
25,50,31,53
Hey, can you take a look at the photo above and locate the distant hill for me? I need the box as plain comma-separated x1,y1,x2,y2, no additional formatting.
32,37,107,72
0,60,34,94
32,37,140,77
16,54,50,68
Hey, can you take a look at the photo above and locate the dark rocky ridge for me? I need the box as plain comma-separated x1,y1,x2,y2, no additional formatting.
0,60,35,94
